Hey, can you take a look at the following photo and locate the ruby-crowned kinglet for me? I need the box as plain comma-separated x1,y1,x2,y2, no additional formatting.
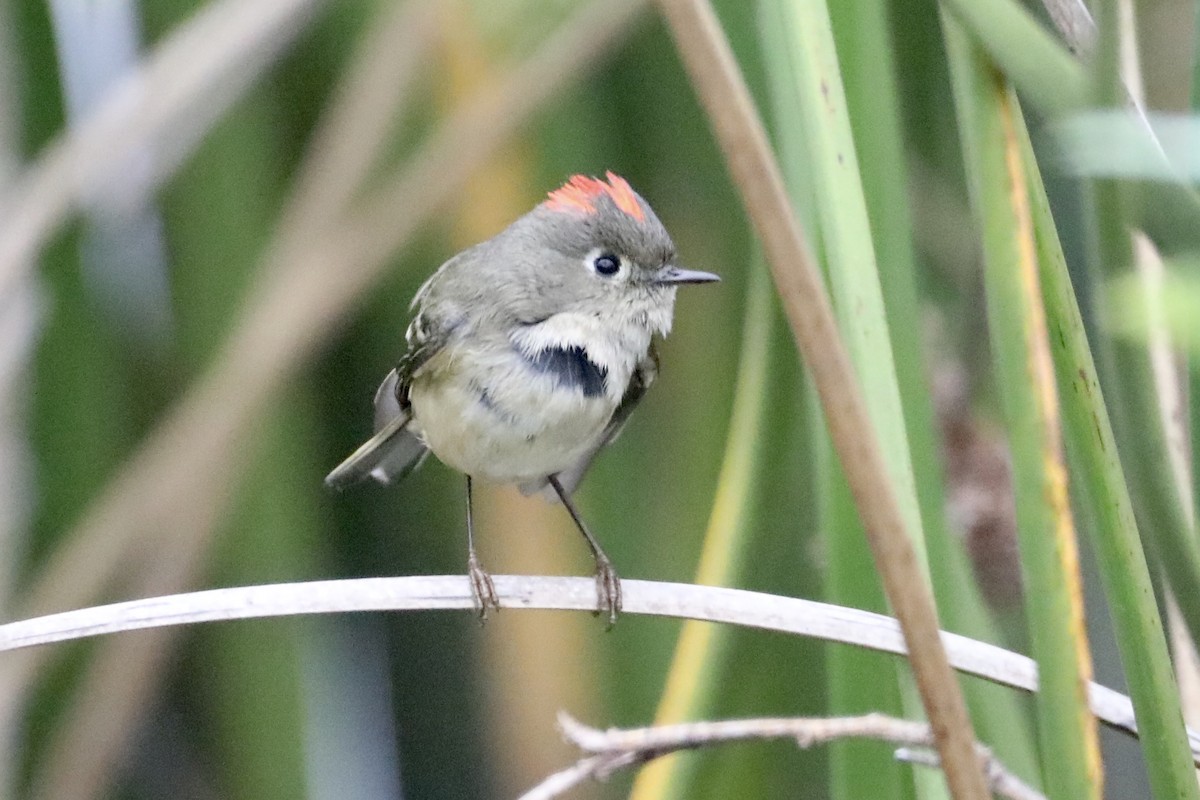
326,172,719,624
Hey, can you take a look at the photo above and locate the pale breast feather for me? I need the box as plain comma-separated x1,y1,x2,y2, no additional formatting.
522,346,659,498
508,310,650,402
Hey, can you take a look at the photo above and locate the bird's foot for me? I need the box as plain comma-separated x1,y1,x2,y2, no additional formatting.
593,555,623,628
467,551,500,622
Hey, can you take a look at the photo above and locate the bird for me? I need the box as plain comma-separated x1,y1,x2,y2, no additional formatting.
325,172,719,624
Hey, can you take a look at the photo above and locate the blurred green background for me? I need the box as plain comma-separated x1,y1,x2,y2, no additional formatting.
6,0,1200,798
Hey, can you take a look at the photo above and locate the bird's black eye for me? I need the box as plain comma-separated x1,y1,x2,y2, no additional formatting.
593,253,621,276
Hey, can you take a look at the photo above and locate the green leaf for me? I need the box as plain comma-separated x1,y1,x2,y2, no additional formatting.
943,18,1101,797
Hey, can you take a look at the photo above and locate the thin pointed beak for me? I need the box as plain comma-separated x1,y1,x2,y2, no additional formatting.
653,266,721,285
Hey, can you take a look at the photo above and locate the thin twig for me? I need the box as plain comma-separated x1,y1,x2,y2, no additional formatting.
518,751,641,800
1,575,1197,760
652,0,988,796
516,712,1045,800
893,747,1043,800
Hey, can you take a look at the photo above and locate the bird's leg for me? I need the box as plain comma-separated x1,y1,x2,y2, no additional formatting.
549,475,622,626
465,475,499,619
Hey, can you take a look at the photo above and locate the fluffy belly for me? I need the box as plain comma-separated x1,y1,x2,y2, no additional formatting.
409,371,615,484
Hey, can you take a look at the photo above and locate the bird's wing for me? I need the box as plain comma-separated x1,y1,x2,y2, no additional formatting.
529,344,660,499
325,307,451,489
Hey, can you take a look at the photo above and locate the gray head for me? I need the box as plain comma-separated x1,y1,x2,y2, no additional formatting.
416,173,717,340
471,173,717,328
532,172,677,272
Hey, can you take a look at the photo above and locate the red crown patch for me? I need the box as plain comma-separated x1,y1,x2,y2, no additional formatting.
544,171,646,222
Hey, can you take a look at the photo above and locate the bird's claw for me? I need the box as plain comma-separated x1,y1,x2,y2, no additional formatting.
593,555,622,628
468,552,500,622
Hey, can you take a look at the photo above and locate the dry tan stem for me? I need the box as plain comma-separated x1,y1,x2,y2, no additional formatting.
5,575,1193,759
652,0,989,796
515,712,1045,800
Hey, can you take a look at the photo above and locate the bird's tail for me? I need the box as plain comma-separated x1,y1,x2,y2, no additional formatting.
324,412,429,489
